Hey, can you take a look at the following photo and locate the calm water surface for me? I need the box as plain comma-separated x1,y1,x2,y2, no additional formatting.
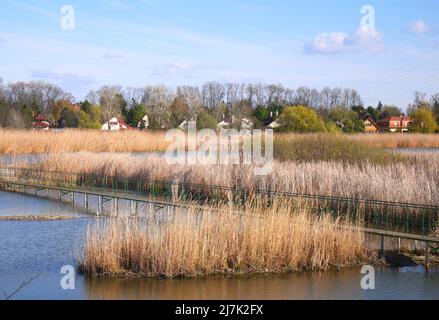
0,191,438,300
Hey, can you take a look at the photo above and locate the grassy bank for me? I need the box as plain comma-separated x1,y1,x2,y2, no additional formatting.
78,202,368,277
274,134,403,165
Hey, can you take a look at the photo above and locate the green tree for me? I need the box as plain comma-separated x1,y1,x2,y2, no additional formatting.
197,110,217,130
366,106,379,121
381,105,401,118
78,105,101,129
326,121,342,133
329,106,364,133
278,106,327,133
127,103,146,127
60,106,79,128
169,97,189,128
410,108,438,133
253,105,270,126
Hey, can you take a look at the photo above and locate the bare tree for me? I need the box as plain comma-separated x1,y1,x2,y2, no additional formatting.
124,87,144,108
97,85,123,125
202,82,225,109
143,85,174,129
177,86,202,120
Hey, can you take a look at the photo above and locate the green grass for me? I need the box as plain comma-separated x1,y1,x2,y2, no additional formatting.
274,134,405,165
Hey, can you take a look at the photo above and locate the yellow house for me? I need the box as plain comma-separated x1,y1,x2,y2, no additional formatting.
363,115,380,133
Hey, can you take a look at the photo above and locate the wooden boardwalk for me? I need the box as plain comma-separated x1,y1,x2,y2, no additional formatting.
1,177,439,246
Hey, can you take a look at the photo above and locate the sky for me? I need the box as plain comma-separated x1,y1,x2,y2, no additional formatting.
0,0,438,109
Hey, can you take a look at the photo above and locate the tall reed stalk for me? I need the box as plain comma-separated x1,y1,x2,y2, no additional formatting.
20,152,439,206
78,202,368,277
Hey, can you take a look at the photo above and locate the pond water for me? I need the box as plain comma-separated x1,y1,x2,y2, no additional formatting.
0,191,438,300
390,148,439,154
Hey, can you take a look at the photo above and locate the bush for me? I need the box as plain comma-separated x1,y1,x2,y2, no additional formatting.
278,106,327,133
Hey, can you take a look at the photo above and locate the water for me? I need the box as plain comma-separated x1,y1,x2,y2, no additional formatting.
0,191,438,300
391,148,439,154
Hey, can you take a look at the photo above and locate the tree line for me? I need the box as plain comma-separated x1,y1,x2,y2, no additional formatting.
0,78,437,132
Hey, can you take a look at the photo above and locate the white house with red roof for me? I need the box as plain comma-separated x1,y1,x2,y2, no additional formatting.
101,116,131,131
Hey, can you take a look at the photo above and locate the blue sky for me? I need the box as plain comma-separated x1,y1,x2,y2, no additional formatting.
0,0,438,109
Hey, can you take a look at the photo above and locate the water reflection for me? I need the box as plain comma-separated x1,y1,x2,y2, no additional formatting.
83,266,439,300
1,190,439,300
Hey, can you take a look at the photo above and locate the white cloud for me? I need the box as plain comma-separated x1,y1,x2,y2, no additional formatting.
151,62,194,77
304,27,383,54
150,63,229,77
102,53,125,59
406,20,430,34
28,69,95,96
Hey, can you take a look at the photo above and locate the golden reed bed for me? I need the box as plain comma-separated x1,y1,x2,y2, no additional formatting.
1,129,439,154
25,152,439,206
0,129,169,154
78,202,368,278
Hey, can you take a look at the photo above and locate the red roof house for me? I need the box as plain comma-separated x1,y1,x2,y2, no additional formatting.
101,116,132,131
377,115,412,133
32,114,50,130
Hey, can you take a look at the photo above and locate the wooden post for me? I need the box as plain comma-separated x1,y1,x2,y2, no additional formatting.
380,235,385,258
98,196,102,215
172,182,179,202
425,241,429,269
397,237,401,254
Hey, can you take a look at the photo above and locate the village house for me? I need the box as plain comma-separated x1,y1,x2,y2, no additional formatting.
137,114,149,129
241,118,254,130
101,116,131,131
32,114,50,130
377,115,412,133
363,114,380,133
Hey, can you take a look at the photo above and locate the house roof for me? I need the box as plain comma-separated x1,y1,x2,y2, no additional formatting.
33,121,50,127
376,116,412,128
362,113,380,130
117,116,131,128
378,116,412,122
34,114,47,121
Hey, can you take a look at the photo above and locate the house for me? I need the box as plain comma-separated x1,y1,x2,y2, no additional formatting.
216,116,254,130
137,114,149,129
101,116,131,131
241,118,254,130
267,119,281,129
377,115,412,133
178,120,189,130
32,114,50,130
216,120,230,130
363,114,380,133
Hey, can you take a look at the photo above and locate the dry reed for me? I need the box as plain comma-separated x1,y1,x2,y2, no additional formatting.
25,152,439,205
78,202,368,277
1,130,439,155
0,129,169,154
276,133,439,149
